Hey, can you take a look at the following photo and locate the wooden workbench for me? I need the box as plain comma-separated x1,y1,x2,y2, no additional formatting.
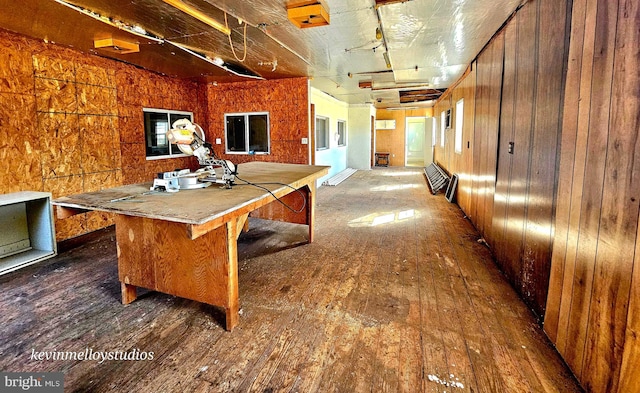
52,162,329,331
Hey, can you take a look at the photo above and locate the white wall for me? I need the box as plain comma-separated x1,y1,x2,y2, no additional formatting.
347,104,375,170
310,88,349,186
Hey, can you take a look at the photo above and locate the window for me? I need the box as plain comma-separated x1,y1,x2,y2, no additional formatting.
440,111,446,147
432,117,437,146
225,112,270,154
455,99,464,154
316,116,329,150
143,108,193,159
337,120,346,147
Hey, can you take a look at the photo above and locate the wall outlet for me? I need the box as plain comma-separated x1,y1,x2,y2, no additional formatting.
301,138,308,145
215,138,222,145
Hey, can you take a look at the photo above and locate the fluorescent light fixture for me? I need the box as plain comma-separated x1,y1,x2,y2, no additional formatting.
162,0,230,36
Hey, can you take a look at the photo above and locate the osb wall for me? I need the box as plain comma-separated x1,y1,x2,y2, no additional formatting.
375,108,431,167
205,78,309,165
0,29,204,241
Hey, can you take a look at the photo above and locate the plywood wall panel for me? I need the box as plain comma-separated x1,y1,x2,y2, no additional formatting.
54,213,86,241
0,92,40,193
0,42,34,95
84,170,122,193
85,211,115,233
32,53,75,81
35,78,77,113
77,85,117,115
79,116,120,173
37,112,81,178
75,64,115,87
206,77,309,165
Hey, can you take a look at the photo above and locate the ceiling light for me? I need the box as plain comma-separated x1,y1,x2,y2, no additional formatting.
212,56,224,66
383,52,392,69
94,38,139,54
287,1,330,28
162,0,230,35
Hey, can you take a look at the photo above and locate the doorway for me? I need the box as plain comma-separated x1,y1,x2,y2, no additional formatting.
406,117,432,167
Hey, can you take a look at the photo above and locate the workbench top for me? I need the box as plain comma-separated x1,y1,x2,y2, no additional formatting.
52,162,329,226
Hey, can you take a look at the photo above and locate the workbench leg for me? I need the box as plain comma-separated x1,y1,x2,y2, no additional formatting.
307,183,317,243
225,219,240,331
121,282,137,304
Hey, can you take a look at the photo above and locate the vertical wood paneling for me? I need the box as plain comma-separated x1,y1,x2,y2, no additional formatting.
582,0,640,389
560,0,617,379
544,0,589,344
522,0,568,317
472,32,504,240
616,2,640,392
492,19,517,276
439,0,569,320
545,0,640,391
503,1,537,302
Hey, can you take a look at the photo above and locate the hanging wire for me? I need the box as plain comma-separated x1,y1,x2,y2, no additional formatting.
225,12,248,62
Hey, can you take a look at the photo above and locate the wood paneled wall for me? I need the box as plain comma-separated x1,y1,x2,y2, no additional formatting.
433,68,476,217
544,0,640,391
205,78,309,165
434,0,570,318
434,0,640,390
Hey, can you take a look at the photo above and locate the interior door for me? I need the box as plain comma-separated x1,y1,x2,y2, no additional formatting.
406,117,427,167
424,117,435,166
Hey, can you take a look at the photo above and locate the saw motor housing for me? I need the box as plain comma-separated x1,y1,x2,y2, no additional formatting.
167,119,237,188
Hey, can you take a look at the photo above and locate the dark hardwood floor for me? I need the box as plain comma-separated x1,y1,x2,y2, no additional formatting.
0,167,582,392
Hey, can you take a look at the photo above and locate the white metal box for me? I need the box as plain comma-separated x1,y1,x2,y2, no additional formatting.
0,191,57,275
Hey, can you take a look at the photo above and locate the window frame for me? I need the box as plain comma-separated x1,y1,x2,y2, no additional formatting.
455,99,464,154
440,111,446,147
143,108,193,160
224,112,271,155
315,115,329,151
337,119,347,147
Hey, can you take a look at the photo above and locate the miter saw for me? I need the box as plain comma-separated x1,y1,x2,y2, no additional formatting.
151,119,237,191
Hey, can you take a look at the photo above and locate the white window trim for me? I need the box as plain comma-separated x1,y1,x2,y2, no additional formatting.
440,111,446,147
455,99,464,154
315,115,330,151
337,119,347,147
224,112,271,155
143,107,192,160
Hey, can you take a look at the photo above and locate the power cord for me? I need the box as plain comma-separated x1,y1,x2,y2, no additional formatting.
234,175,307,214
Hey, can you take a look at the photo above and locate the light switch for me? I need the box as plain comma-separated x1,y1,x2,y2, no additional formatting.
215,138,222,145
301,138,308,145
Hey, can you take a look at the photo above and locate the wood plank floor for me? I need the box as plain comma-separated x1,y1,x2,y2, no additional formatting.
0,167,583,392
